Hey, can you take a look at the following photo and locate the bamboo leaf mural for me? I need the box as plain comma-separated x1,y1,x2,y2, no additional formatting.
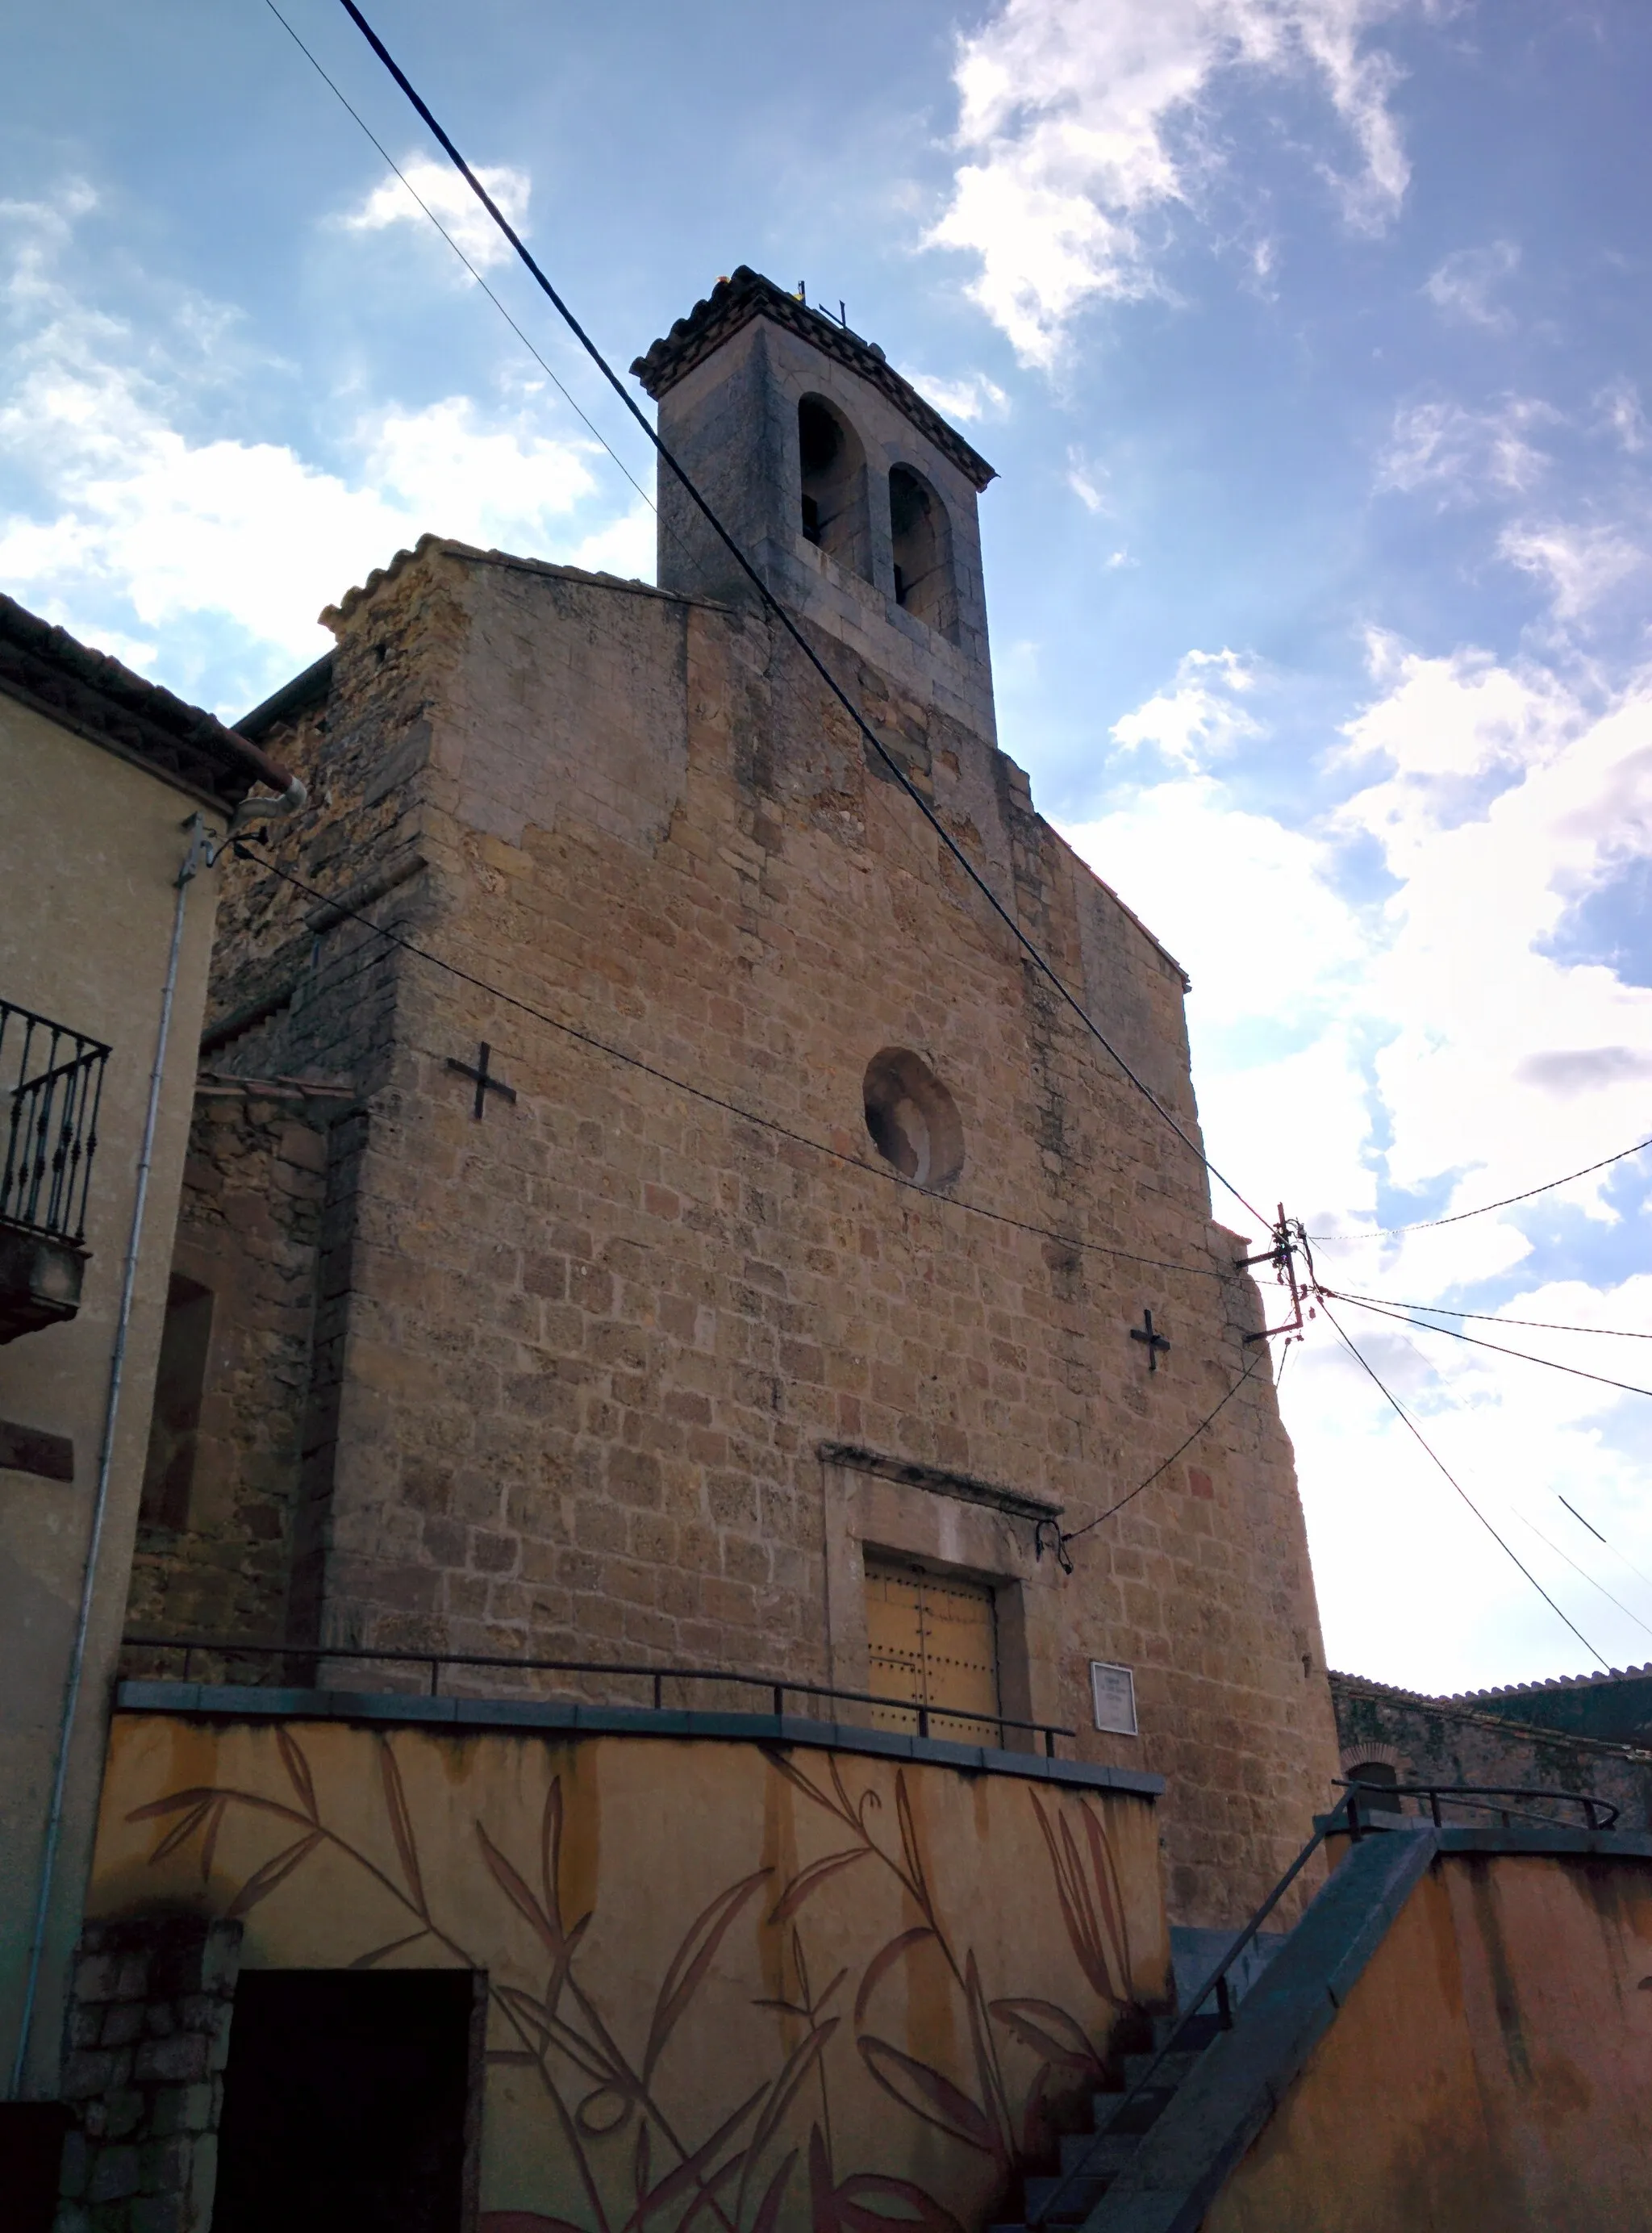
119,1725,1149,2233
642,1869,771,2083
275,1726,319,1822
768,1851,870,1926
854,2041,998,2155
225,1829,326,1918
378,1735,426,1914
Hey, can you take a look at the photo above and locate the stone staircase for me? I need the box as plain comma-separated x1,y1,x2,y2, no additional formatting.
990,2010,1229,2233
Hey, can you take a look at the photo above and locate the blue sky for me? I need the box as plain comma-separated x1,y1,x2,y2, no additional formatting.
7,0,1652,1697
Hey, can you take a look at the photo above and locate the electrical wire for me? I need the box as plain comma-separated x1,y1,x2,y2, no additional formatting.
1327,1291,1652,1342
1327,1305,1652,1650
1559,1496,1652,1605
1318,1300,1606,1667
1508,1510,1652,1647
232,840,1232,1286
1058,1347,1266,1554
1327,1289,1652,1402
1311,1131,1652,1243
260,0,664,533
327,0,1270,1232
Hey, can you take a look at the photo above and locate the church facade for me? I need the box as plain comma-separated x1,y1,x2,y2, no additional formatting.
128,268,1338,1930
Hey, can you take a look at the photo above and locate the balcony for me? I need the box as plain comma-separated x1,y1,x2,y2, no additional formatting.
1,999,109,1342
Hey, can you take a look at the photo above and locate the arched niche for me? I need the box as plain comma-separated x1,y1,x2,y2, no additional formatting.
797,395,872,582
888,464,959,643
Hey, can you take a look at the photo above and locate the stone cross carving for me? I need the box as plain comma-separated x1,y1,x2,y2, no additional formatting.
1130,1308,1170,1373
446,1041,517,1121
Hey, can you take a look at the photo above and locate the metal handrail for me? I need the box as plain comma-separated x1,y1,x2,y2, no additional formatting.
1025,1810,1336,2226
119,1634,1075,1755
1340,1777,1619,1834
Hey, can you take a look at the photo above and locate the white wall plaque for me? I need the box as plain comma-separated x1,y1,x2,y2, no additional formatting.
1090,1660,1137,1737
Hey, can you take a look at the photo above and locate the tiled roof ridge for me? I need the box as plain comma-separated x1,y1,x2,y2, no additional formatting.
0,591,294,812
319,532,736,630
1449,1662,1652,1701
1329,1667,1652,1759
630,266,997,493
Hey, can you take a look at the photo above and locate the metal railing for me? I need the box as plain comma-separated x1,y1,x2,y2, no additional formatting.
1340,1777,1619,1834
1024,1772,1623,2226
1026,1810,1335,2227
119,1635,1075,1755
2,1000,110,1244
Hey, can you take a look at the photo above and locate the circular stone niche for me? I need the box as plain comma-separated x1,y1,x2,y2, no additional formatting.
861,1048,965,1187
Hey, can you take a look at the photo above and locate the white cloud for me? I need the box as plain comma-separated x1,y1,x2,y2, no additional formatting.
1596,377,1650,456
1062,632,1652,1687
1377,394,1557,500
903,369,1010,424
1110,646,1262,767
1423,240,1520,329
0,194,645,710
928,0,1418,363
1498,520,1644,623
1066,449,1111,513
338,153,531,273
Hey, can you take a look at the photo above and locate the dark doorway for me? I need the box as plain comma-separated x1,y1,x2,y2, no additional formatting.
212,1970,482,2233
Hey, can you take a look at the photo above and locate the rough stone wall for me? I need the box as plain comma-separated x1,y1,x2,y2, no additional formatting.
124,1089,330,1651
190,536,1338,1925
56,1916,241,2233
1331,1671,1652,1830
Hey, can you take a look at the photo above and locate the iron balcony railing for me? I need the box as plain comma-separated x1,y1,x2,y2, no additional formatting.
1,1000,110,1246
120,1636,1076,1756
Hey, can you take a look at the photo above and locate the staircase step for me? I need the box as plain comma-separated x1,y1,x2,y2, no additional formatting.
1023,2172,1115,2222
1154,2010,1226,2052
1120,2048,1204,2089
1058,2131,1141,2177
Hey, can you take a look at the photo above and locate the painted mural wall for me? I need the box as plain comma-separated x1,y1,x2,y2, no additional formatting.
88,1715,1169,2233
1207,1847,1652,2232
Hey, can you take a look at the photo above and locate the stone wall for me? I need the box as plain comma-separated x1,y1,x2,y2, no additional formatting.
56,1915,240,2233
162,533,1340,1926
125,1087,332,1652
1331,1670,1652,1830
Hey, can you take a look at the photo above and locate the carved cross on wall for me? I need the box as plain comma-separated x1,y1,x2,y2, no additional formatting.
1130,1308,1171,1373
446,1041,517,1121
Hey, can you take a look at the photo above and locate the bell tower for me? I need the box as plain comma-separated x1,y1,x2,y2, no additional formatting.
632,268,999,742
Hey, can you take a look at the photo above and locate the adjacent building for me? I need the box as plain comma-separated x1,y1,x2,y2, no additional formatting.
0,596,297,2124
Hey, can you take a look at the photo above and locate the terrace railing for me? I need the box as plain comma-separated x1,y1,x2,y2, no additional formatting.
1,1000,110,1245
120,1635,1076,1756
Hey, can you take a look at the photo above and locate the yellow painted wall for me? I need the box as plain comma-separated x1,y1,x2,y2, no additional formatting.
90,1714,1168,2233
0,698,222,2092
1208,1849,1652,2233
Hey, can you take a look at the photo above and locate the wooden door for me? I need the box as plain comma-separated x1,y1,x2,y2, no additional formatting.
864,1555,1001,1744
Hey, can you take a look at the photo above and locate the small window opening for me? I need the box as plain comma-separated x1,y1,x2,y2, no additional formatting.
1346,1760,1400,1815
889,465,959,642
798,396,872,581
139,1272,214,1530
862,1048,964,1188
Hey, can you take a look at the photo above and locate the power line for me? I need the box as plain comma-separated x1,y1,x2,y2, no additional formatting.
1330,1305,1652,1646
1311,1131,1652,1243
1559,1495,1652,1605
1329,1291,1652,1342
1058,1347,1266,1555
1318,1300,1606,1667
1508,1510,1652,1648
1327,1289,1652,1402
232,841,1231,1287
328,0,1270,1232
260,0,663,532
